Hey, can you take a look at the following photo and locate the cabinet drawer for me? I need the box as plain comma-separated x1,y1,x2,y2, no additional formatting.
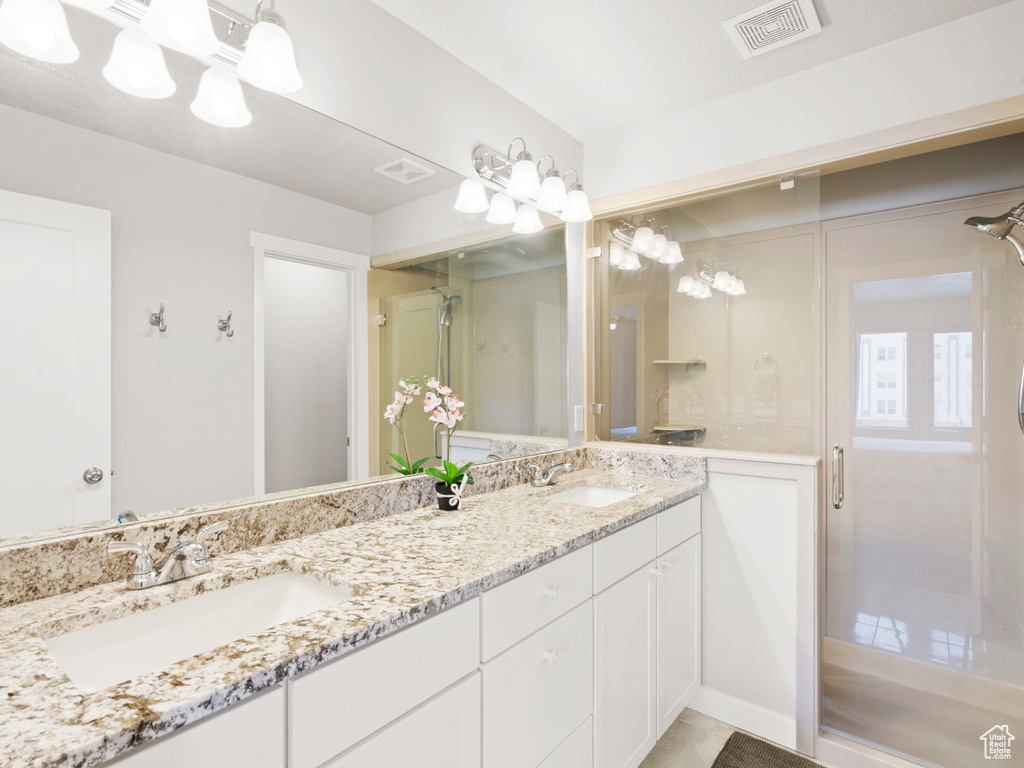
657,496,700,556
482,545,592,660
594,515,656,593
105,686,285,768
323,673,481,768
538,716,593,768
288,599,480,768
483,601,594,768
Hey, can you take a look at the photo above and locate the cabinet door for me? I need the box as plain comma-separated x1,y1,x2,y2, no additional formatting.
657,534,701,739
323,673,480,768
594,563,657,768
103,686,285,767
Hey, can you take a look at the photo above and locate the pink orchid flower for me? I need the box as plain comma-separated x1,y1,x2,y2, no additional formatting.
429,407,459,429
422,391,442,412
425,377,441,391
445,394,465,410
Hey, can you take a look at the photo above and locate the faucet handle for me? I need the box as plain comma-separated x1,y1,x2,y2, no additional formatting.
108,540,158,589
196,520,229,548
526,462,543,479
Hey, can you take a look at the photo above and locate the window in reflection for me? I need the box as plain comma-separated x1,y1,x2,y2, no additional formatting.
856,331,907,428
933,331,972,428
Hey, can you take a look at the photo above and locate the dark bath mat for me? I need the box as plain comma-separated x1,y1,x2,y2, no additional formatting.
712,732,820,768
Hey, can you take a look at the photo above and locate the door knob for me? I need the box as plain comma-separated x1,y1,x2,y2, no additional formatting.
83,467,104,484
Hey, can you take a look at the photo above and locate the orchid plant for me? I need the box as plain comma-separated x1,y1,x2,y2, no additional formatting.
383,376,429,476
420,377,474,487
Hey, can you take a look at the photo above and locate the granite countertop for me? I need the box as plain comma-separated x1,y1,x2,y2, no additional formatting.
0,465,705,768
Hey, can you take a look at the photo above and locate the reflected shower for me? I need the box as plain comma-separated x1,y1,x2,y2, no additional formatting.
431,287,463,388
964,202,1024,265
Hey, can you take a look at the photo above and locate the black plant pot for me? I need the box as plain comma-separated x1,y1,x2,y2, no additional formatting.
435,482,460,511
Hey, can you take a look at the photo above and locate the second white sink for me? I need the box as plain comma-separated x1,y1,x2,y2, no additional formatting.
45,571,351,692
546,485,638,508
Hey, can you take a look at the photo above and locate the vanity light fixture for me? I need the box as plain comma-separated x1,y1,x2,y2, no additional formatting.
695,259,746,296
609,241,625,267
141,0,219,56
619,249,642,271
485,192,517,225
609,216,684,264
512,203,543,234
237,0,303,94
0,0,79,63
461,141,592,226
191,66,252,127
453,179,490,213
103,29,176,98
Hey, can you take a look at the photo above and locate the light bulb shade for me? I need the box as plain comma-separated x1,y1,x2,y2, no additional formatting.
651,233,669,261
63,0,116,8
620,250,642,271
609,242,624,266
730,278,746,296
632,226,654,253
677,276,695,294
485,192,516,225
560,188,593,222
238,20,302,93
662,241,684,264
536,174,566,212
712,270,733,292
453,179,489,213
141,0,218,56
190,67,252,127
0,0,78,63
507,158,541,200
103,30,175,99
698,283,713,298
512,204,543,234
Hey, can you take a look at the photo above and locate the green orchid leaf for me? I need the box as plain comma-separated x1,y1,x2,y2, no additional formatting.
386,452,410,471
409,457,430,474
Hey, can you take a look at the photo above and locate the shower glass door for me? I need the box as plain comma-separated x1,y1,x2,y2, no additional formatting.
823,193,1024,767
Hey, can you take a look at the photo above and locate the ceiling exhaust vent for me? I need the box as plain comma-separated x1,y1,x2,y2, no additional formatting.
373,157,437,185
723,0,822,59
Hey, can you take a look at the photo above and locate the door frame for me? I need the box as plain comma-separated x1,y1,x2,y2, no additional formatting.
251,232,370,493
0,189,111,526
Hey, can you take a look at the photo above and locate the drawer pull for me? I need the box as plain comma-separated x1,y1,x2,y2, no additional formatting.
543,586,562,604
544,650,560,667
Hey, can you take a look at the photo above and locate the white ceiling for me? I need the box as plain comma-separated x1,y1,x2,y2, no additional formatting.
367,0,1014,142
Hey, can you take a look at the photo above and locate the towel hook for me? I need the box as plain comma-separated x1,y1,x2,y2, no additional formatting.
218,310,234,338
149,304,167,333
755,353,775,371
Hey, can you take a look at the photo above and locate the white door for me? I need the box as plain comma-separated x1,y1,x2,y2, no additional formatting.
595,563,658,768
0,189,110,537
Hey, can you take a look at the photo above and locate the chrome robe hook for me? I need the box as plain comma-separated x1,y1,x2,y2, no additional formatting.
218,310,234,337
149,303,166,333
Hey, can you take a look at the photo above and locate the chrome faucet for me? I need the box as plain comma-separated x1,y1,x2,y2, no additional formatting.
528,462,573,487
108,521,229,590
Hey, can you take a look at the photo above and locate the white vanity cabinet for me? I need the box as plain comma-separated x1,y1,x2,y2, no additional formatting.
104,685,286,768
594,498,702,768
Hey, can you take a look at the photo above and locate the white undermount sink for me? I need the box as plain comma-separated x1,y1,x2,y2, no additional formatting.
45,572,351,692
545,485,638,508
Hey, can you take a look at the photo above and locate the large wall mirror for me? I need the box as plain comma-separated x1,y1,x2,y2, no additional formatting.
0,2,568,545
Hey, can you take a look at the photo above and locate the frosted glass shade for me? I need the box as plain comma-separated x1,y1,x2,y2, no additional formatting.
620,250,642,271
0,0,78,64
238,21,302,94
508,158,540,199
712,270,734,292
512,204,543,234
453,179,489,213
695,282,712,298
729,278,746,295
662,241,684,265
632,226,654,254
485,192,516,225
677,276,695,294
651,234,669,261
609,242,624,266
560,189,593,222
103,30,175,99
191,67,252,127
141,0,218,56
536,174,566,212
63,0,116,8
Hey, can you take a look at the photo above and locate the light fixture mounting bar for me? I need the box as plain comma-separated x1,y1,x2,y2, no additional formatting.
472,144,515,192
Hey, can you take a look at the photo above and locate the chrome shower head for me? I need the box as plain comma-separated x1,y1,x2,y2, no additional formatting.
964,203,1024,265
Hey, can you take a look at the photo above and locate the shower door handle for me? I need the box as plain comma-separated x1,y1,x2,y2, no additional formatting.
1018,358,1024,435
433,422,442,459
832,444,844,510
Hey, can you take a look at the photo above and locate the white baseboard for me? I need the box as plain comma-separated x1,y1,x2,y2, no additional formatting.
689,687,797,750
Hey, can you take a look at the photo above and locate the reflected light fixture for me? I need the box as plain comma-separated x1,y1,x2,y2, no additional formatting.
609,242,625,267
62,0,116,8
513,204,543,234
610,216,683,266
620,249,642,271
141,0,219,56
103,29,176,98
191,66,252,127
454,179,490,213
662,241,684,265
485,192,517,225
632,226,654,254
238,0,302,93
0,0,79,63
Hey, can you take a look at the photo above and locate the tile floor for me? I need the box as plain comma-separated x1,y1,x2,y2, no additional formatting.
639,710,829,768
